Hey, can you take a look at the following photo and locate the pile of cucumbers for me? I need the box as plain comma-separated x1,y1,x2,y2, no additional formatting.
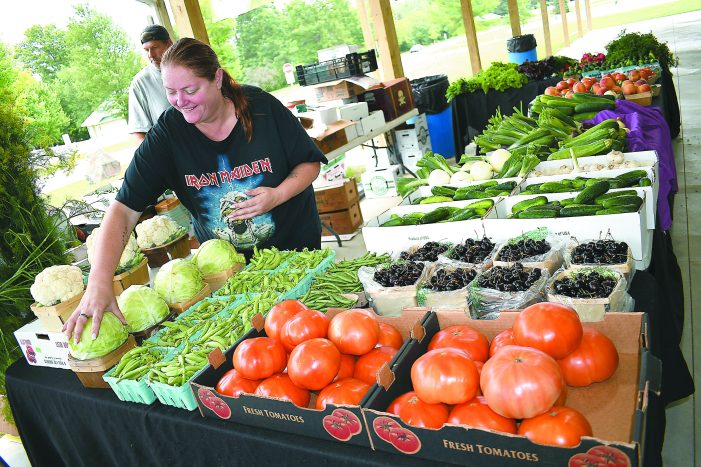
531,92,617,122
411,181,517,204
520,169,652,195
510,180,644,218
380,199,495,227
546,118,628,161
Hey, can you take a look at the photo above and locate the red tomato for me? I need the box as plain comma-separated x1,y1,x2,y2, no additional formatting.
411,348,479,405
568,446,632,467
215,368,260,397
428,325,489,362
377,322,403,349
353,346,398,385
328,309,379,355
255,373,310,407
287,338,341,390
513,302,583,359
473,361,483,396
558,326,619,387
388,391,449,429
316,377,371,410
233,337,286,380
448,396,517,434
264,300,307,341
518,406,593,447
480,345,564,419
279,309,329,352
489,329,515,357
333,354,356,382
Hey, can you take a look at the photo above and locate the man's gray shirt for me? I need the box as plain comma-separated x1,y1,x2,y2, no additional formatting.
128,65,171,134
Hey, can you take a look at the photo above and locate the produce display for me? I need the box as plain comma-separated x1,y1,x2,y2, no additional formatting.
552,268,619,299
134,215,186,249
398,242,449,262
191,239,245,274
542,68,656,100
445,238,495,264
497,238,549,262
476,264,542,292
246,246,295,271
69,313,128,360
285,248,334,270
570,240,629,265
215,270,270,295
373,261,425,287
117,285,170,332
153,258,205,305
426,268,476,291
411,181,516,205
30,264,84,307
516,56,577,81
86,227,145,275
446,62,528,101
380,199,494,227
529,151,645,176
109,347,164,381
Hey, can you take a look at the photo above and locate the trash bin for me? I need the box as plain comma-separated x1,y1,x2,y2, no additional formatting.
409,75,455,158
507,34,537,65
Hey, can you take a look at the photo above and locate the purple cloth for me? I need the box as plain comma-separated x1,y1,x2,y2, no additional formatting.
585,100,677,230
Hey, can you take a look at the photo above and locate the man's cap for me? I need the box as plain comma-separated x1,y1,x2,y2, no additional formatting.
141,25,170,44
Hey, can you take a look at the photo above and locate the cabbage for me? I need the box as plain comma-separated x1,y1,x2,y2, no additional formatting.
192,239,245,275
117,285,170,332
69,312,128,360
154,258,205,304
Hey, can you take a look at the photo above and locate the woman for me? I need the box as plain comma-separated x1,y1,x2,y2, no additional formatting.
65,38,327,342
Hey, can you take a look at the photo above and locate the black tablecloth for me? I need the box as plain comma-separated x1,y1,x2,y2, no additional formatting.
657,67,681,139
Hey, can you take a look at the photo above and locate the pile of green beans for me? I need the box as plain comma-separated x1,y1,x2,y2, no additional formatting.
144,319,208,348
285,248,333,270
149,342,217,387
266,269,307,292
110,347,165,381
311,252,392,294
189,317,245,348
216,270,269,296
183,299,227,321
226,291,278,330
298,288,357,312
247,247,294,271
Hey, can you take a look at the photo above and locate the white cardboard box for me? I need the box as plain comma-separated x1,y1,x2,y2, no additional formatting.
338,102,369,122
368,147,400,170
318,44,359,62
395,113,432,155
362,165,401,198
14,319,71,369
358,110,386,136
314,154,346,187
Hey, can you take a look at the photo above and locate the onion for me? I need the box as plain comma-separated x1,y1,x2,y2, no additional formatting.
470,161,494,181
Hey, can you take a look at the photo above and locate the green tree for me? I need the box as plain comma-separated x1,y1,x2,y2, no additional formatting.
200,0,242,78
234,5,287,89
15,72,70,148
14,24,68,83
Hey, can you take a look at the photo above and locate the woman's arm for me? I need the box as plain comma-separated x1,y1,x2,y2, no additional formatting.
229,161,321,220
63,201,142,343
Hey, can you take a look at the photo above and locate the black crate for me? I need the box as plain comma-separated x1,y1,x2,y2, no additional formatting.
296,50,378,87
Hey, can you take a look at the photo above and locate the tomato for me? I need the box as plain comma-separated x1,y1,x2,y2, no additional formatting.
518,406,593,447
428,325,489,362
568,446,632,467
287,338,341,390
264,299,307,341
480,345,564,419
448,396,517,434
233,337,286,380
489,329,515,357
316,377,371,410
215,368,260,397
388,391,449,429
473,361,483,396
411,348,479,405
334,354,356,382
558,326,619,387
513,302,583,359
255,373,310,407
279,309,329,352
328,309,379,355
377,322,403,349
353,346,398,385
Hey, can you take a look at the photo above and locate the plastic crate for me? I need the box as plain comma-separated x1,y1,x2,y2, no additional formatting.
102,347,171,405
296,50,377,87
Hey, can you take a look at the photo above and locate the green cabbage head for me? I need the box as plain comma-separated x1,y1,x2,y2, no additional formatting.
192,239,245,275
118,285,170,332
154,258,205,304
69,312,128,360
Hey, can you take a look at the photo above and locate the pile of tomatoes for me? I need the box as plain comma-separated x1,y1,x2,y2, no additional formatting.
215,300,403,412
385,302,619,448
545,67,656,98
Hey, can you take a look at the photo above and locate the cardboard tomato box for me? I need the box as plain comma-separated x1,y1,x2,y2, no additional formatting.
362,309,661,466
190,309,429,447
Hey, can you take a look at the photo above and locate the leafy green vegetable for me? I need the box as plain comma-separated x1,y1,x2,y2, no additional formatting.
604,30,676,68
192,239,245,275
117,285,170,332
446,62,529,102
69,312,128,360
154,258,205,305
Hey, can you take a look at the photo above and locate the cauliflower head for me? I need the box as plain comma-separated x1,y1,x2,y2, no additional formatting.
135,215,183,249
30,265,85,307
86,227,140,269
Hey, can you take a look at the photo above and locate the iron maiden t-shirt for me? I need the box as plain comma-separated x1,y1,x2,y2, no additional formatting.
116,85,328,252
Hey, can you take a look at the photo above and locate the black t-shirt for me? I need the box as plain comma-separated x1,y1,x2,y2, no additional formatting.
116,85,328,252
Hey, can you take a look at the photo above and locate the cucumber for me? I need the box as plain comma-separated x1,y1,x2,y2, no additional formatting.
547,105,575,116
560,205,602,217
512,196,548,214
411,197,427,205
462,190,496,199
571,93,616,102
541,95,579,107
539,182,574,193
602,195,643,209
585,177,609,187
596,204,641,215
443,208,477,223
639,177,652,187
492,181,517,192
431,186,457,197
517,209,558,218
465,199,495,210
401,216,422,225
524,204,562,213
574,112,599,122
420,207,453,224
419,195,453,204
615,169,648,181
574,101,616,114
608,179,628,189
594,189,638,205
560,197,576,206
574,180,611,204
570,178,588,190
381,217,404,227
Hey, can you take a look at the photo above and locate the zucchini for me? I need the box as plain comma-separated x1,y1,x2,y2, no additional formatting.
574,101,616,114
547,139,615,160
508,127,551,149
541,95,579,107
560,128,617,149
560,204,601,217
574,180,611,204
465,199,495,210
512,196,548,214
574,112,599,122
517,209,558,218
571,93,616,102
420,207,453,224
596,204,641,215
602,195,643,209
546,107,578,127
547,105,575,116
431,186,457,197
594,190,638,204
419,196,453,204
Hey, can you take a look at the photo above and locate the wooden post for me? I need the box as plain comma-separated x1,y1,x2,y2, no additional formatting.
559,0,570,47
460,0,482,75
574,0,584,37
368,0,404,80
168,0,210,44
153,0,175,39
507,0,522,37
355,0,375,52
584,0,593,31
539,0,552,57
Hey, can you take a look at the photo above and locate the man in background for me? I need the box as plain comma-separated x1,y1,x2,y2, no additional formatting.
128,25,173,142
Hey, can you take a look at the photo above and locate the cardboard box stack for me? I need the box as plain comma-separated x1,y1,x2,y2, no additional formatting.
394,113,432,172
314,178,364,236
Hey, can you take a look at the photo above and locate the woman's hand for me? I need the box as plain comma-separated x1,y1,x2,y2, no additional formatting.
228,187,283,220
63,281,128,344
